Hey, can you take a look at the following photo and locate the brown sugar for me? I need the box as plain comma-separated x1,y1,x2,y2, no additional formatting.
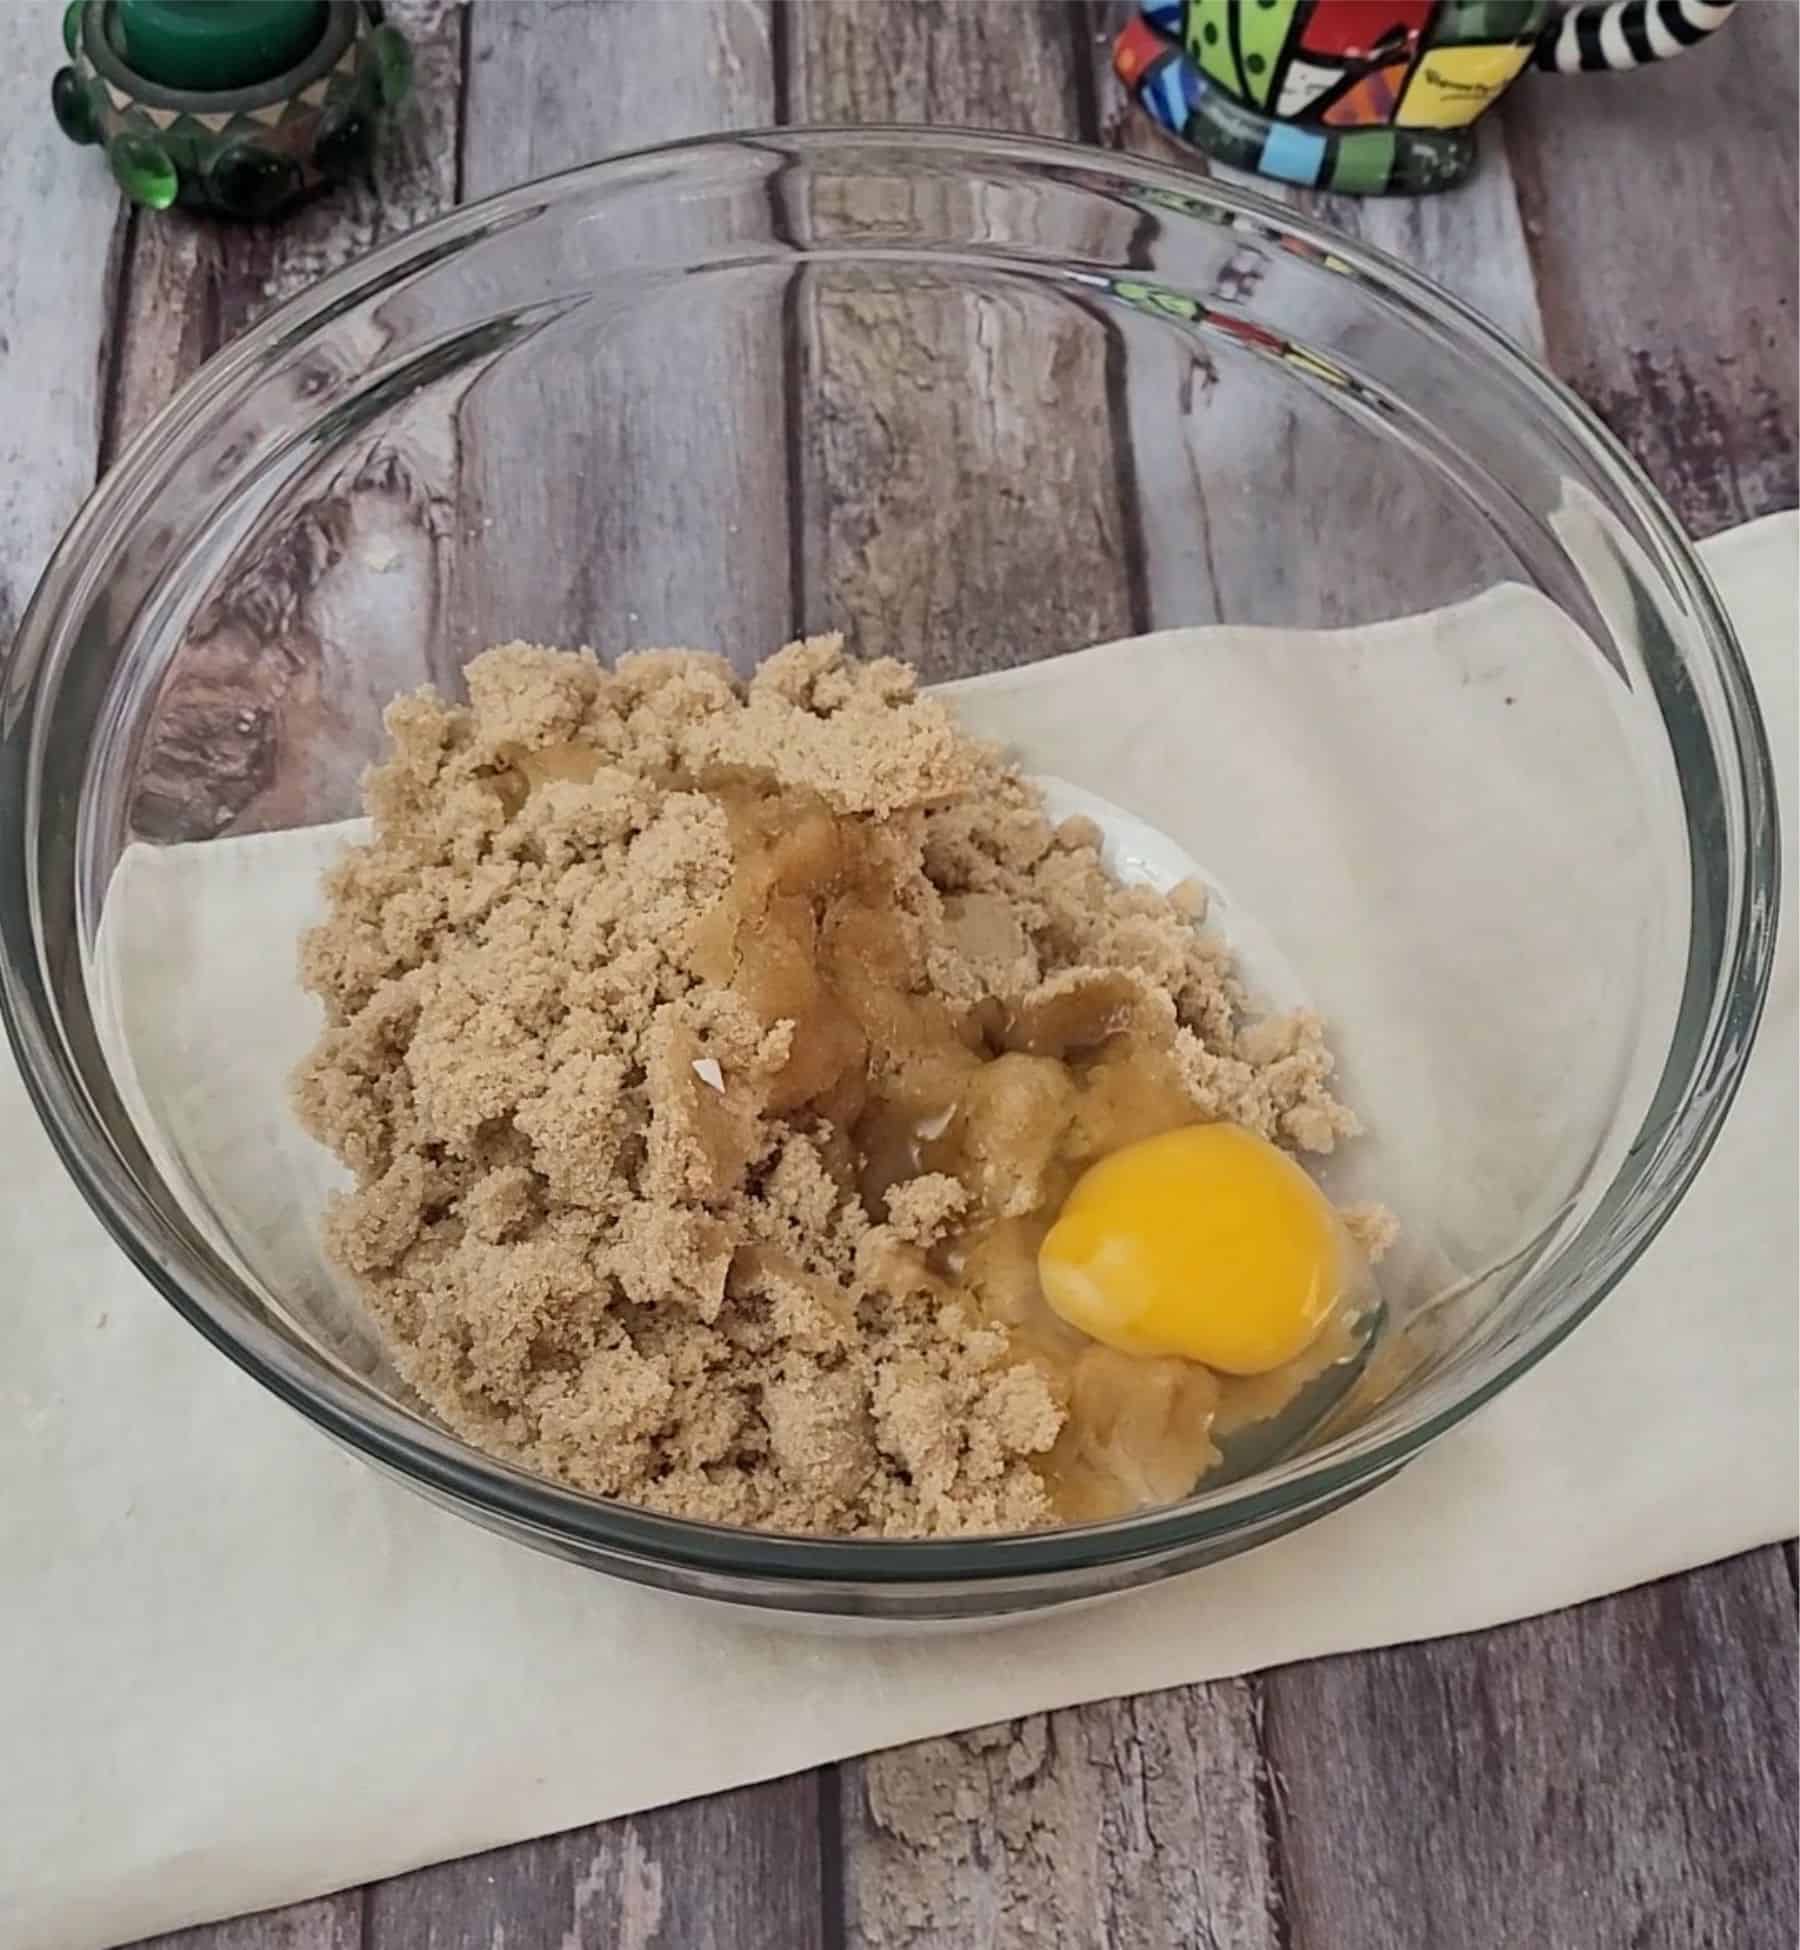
294,636,1369,1536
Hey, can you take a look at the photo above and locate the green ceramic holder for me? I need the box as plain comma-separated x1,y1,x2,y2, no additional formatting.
51,0,412,219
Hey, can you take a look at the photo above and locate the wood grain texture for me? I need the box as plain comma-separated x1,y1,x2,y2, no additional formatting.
1089,0,1542,630
786,0,1139,679
843,1696,1285,1950
1459,34,1800,1940
109,0,465,454
334,9,824,1938
361,1775,826,1950
1088,0,1545,344
134,1894,361,1950
0,33,126,645
788,11,1277,1946
1506,0,1798,537
68,6,1800,1946
118,0,466,841
1094,9,1545,349
452,0,792,666
1094,21,1800,1950
1297,118,1545,352
1267,1552,1800,1950
5,11,433,1936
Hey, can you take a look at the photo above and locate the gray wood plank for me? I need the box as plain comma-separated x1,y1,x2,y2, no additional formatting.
1501,28,1800,1923
1088,0,1544,344
786,0,1140,679
130,1895,362,1950
1310,119,1542,350
99,0,452,1915
1094,13,1800,1946
362,1775,825,1950
1088,0,1543,631
844,1697,1286,1950
4,16,378,1950
111,0,466,841
786,10,1279,1945
109,0,465,453
380,5,824,1937
451,0,792,665
0,19,127,646
1267,1552,1800,1950
1475,25,1800,1933
1505,0,1798,537
86,13,1800,1950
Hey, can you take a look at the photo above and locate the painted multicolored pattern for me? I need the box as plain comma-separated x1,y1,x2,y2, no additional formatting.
1097,269,1381,403
1116,0,1736,195
1116,0,1546,194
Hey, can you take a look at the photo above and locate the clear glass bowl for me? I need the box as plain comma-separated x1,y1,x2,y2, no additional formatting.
1,132,1777,1622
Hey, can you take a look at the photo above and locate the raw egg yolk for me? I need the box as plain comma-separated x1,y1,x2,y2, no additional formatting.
1037,1123,1348,1375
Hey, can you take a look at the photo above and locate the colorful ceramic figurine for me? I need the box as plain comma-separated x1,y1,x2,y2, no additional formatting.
1115,0,1739,195
51,0,411,218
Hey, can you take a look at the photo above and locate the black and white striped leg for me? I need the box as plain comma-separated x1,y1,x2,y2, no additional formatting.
1533,0,1738,73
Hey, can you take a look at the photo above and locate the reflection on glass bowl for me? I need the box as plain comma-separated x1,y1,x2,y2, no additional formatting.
0,131,1776,1623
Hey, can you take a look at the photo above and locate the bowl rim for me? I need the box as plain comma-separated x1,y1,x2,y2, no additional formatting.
1,125,1780,1587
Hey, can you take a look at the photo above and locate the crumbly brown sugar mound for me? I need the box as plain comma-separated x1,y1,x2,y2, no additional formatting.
294,636,1361,1536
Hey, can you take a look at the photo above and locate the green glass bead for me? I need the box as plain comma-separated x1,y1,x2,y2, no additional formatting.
61,0,82,59
108,131,179,210
365,23,412,108
314,100,374,181
206,140,304,219
51,65,100,146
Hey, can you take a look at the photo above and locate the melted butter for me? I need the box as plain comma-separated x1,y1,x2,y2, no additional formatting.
537,757,1362,1525
492,740,604,816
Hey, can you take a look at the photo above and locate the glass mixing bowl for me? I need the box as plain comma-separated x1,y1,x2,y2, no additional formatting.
1,131,1777,1623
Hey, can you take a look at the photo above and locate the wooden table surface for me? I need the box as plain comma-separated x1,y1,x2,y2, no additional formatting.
4,4,1795,1946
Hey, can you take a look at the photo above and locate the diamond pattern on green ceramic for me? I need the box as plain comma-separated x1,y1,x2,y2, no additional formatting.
108,130,179,209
